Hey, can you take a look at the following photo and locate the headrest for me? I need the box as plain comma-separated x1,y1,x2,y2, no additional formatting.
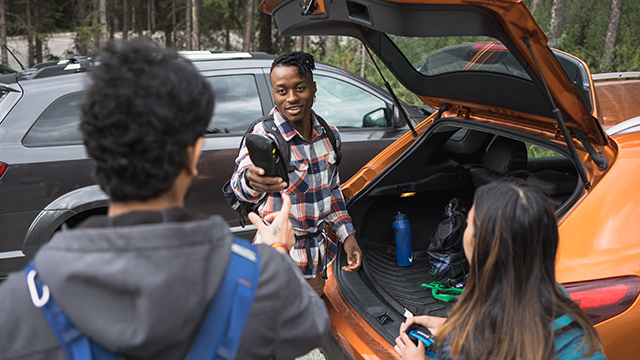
482,136,527,175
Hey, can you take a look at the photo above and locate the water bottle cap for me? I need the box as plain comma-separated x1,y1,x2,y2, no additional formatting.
394,212,406,221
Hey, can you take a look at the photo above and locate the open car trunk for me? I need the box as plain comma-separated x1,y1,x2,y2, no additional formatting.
334,119,583,345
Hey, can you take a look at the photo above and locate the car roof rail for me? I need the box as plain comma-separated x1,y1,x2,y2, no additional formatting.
178,51,275,61
20,55,90,80
592,72,640,81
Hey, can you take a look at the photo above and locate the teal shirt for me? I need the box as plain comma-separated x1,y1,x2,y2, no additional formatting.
552,314,607,360
431,314,607,359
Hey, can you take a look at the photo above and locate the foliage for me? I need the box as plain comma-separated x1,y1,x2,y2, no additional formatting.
0,0,638,77
527,143,562,159
523,0,640,73
306,1,640,106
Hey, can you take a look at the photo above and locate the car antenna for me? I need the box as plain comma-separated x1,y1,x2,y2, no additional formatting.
363,44,418,137
3,44,26,71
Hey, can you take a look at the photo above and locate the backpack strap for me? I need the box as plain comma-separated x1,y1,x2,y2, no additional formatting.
185,237,261,360
315,115,342,166
25,261,122,360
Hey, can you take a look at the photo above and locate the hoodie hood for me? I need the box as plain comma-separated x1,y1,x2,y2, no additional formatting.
34,215,232,358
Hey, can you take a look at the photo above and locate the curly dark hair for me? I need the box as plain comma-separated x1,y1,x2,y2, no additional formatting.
271,51,315,78
80,37,214,202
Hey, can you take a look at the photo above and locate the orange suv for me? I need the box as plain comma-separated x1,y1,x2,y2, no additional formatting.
262,0,640,359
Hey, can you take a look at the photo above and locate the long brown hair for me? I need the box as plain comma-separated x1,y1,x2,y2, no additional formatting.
435,179,604,359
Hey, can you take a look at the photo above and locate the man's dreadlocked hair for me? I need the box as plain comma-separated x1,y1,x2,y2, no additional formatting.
271,51,316,78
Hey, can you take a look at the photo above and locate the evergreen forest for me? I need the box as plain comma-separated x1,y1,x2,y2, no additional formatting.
0,0,637,103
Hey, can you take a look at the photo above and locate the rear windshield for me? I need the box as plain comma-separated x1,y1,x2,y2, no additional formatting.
390,35,532,81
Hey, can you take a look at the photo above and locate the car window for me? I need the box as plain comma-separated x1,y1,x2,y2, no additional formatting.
313,75,389,128
526,143,563,158
389,36,531,81
22,92,84,147
205,74,263,134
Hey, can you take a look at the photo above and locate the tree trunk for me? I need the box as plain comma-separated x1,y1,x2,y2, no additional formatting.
171,0,176,46
283,36,292,53
100,0,107,45
136,4,143,36
76,0,88,55
123,0,129,40
26,0,34,66
0,0,7,66
151,0,155,31
325,35,336,59
109,0,116,39
186,0,192,50
547,0,567,47
295,36,307,51
601,0,624,69
360,42,365,78
192,0,199,50
531,0,542,13
258,11,271,53
147,0,151,32
34,4,42,63
242,0,254,52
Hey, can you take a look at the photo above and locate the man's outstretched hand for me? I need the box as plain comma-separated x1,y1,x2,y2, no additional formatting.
245,165,287,193
342,234,362,272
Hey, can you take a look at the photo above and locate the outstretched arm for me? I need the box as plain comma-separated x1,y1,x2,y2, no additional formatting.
230,126,286,202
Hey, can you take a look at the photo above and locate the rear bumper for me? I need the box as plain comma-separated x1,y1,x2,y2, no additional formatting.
322,265,399,360
319,333,354,360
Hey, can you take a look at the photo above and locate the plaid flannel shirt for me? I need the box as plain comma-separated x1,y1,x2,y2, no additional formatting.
230,109,356,278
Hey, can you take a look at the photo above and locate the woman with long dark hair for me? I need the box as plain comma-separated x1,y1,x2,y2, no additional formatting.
395,180,606,360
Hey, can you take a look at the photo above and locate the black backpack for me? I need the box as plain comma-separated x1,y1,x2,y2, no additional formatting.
427,198,469,287
222,115,341,226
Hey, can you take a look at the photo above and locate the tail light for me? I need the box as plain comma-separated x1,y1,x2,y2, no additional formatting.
0,162,7,179
564,275,640,325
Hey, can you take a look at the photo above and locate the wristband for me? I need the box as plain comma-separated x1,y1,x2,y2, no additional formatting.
271,243,290,253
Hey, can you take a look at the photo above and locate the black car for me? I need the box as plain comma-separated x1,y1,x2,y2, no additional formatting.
0,51,428,278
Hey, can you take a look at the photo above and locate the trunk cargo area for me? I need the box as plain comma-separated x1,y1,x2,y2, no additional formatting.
336,124,581,344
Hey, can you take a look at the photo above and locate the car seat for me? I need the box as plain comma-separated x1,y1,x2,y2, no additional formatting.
527,169,578,208
467,136,528,188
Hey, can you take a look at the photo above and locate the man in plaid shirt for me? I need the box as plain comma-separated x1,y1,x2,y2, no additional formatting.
230,51,362,296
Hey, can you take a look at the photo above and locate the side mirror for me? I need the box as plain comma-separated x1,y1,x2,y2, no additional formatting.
363,108,388,127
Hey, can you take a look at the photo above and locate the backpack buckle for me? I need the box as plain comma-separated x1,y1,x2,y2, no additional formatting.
26,269,50,308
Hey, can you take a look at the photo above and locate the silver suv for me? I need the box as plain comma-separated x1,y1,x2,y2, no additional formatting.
0,51,428,278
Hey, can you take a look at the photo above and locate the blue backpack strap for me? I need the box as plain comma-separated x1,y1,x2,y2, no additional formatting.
185,237,261,360
24,261,121,360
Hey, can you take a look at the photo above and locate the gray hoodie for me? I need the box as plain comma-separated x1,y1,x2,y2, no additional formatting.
0,209,329,360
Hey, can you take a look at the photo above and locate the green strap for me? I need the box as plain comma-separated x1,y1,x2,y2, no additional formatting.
421,281,464,302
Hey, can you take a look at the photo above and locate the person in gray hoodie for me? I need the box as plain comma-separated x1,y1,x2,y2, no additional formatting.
0,37,330,360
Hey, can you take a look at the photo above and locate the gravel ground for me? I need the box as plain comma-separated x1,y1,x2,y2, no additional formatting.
296,348,325,360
